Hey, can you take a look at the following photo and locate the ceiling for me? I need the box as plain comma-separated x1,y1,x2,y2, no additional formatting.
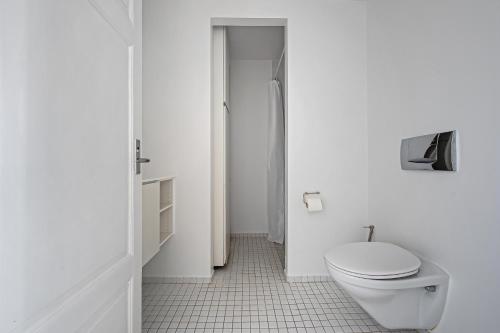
227,26,284,61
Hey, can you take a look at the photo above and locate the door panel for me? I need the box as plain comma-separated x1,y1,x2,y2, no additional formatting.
87,290,129,333
0,0,140,332
223,27,230,263
211,26,227,266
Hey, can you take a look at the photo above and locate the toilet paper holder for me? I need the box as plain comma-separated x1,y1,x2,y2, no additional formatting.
303,191,320,208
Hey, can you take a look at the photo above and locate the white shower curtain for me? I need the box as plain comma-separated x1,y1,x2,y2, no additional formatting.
267,79,285,244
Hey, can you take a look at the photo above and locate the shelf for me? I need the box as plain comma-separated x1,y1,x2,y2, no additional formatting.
142,176,175,185
142,176,175,266
160,232,174,246
160,203,173,213
160,179,174,208
159,201,174,246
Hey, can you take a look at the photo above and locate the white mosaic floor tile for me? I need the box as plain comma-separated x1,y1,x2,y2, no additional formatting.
142,235,416,333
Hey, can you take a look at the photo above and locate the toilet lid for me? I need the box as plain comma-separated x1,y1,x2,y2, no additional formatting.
325,242,421,279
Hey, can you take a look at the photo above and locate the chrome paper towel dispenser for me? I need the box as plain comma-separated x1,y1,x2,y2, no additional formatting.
401,131,457,171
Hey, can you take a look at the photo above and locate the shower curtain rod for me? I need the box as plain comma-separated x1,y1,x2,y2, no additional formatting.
273,47,285,80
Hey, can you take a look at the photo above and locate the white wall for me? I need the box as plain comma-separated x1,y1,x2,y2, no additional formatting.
142,0,367,279
366,1,500,332
229,60,272,234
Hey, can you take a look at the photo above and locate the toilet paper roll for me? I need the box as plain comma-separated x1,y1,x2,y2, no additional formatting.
306,196,323,212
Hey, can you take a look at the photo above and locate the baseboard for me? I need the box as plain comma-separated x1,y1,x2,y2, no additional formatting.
286,275,333,283
230,233,268,237
142,275,213,284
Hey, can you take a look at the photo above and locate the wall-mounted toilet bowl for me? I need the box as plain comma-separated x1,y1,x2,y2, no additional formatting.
324,242,449,330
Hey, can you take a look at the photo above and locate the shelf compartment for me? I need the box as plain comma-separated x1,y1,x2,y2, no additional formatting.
160,232,174,246
142,176,175,266
160,179,174,208
160,203,173,213
159,206,174,246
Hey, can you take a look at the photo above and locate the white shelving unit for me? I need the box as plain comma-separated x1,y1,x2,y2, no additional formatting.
142,176,175,266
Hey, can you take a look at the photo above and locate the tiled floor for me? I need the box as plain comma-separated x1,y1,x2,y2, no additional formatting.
143,235,416,333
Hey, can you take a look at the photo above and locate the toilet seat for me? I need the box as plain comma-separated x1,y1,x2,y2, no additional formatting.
324,242,421,280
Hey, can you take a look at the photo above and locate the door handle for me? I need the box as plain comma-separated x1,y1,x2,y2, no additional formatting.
223,101,230,113
135,139,150,174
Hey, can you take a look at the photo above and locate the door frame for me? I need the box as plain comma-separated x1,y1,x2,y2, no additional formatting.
210,17,288,271
132,0,143,331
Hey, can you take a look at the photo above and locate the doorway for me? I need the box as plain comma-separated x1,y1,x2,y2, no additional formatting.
211,20,287,271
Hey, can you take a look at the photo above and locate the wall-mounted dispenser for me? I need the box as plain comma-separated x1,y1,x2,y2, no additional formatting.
303,192,323,212
400,130,457,171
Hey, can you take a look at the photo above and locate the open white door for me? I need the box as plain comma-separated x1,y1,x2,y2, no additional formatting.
0,0,142,332
212,26,229,266
223,26,231,263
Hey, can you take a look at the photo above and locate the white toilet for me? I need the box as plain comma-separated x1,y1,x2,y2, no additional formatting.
324,242,449,330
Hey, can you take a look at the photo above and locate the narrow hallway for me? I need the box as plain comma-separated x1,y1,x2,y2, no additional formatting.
143,235,416,333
